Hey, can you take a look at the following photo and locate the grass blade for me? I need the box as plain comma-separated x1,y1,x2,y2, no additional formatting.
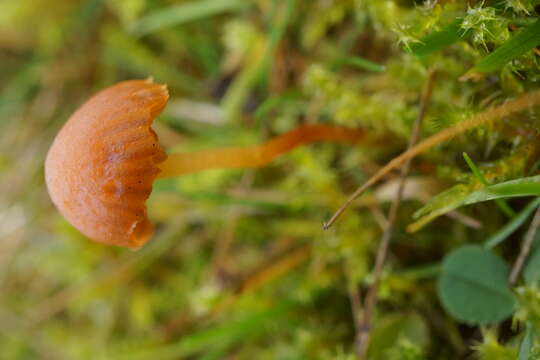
131,0,251,36
0,59,41,124
519,324,534,360
103,28,199,92
463,152,515,217
471,19,540,73
113,301,293,360
410,176,540,232
441,175,540,208
408,19,466,57
484,198,540,249
330,56,386,72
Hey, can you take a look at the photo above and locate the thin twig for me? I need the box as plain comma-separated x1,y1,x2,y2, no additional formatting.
445,210,483,230
509,205,540,285
324,90,540,229
355,68,436,358
348,282,365,357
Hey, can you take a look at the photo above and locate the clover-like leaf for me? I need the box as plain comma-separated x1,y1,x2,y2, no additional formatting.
438,245,515,325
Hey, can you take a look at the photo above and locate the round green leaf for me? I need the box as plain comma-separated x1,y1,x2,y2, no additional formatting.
438,245,516,325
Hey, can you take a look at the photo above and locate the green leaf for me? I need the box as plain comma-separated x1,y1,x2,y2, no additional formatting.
485,198,540,249
438,245,515,325
130,0,251,36
471,18,540,73
409,175,540,232
408,19,466,57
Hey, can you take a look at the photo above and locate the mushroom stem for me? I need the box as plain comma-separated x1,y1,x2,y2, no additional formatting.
157,124,364,178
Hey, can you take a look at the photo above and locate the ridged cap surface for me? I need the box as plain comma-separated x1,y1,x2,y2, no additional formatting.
45,80,168,248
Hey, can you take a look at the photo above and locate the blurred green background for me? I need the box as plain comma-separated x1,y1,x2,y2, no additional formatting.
1,0,540,359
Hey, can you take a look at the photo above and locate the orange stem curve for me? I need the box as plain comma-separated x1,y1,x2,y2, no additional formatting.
157,124,364,178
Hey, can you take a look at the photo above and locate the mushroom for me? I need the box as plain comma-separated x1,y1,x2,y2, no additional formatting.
45,79,364,249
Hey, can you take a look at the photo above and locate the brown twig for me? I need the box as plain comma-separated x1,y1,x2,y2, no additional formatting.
348,282,365,357
509,205,540,285
324,90,540,229
355,68,436,358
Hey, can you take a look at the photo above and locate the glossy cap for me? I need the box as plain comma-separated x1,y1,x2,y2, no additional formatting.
45,80,169,248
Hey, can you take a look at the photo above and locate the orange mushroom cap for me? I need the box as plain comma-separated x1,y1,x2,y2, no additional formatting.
45,79,168,249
